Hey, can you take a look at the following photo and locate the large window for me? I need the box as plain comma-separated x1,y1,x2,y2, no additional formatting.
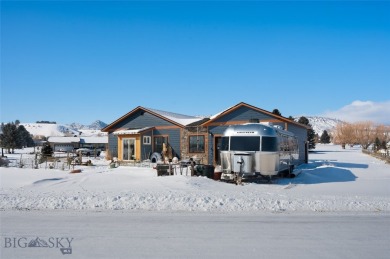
230,136,260,151
123,138,136,160
154,136,168,153
189,135,205,153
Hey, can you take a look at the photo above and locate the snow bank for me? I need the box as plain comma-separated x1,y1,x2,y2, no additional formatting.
1,144,389,213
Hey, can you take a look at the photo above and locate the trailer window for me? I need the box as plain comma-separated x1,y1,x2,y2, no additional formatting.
230,137,260,151
261,136,278,151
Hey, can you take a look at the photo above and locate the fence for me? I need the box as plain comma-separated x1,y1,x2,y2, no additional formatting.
2,152,87,170
362,149,390,164
5,156,75,170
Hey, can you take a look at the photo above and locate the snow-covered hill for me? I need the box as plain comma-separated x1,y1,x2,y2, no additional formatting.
68,120,107,131
21,120,107,138
21,123,80,137
295,116,344,135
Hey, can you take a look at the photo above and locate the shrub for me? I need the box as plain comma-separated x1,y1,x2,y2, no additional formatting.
0,157,9,167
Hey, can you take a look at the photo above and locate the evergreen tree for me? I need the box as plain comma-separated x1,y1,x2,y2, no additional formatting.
298,116,316,149
17,125,34,148
320,130,331,144
298,116,309,125
272,109,282,116
0,123,19,153
374,137,381,151
41,143,53,157
381,140,387,150
0,123,35,153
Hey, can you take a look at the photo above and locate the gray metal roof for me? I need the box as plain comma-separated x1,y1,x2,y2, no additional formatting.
145,107,205,126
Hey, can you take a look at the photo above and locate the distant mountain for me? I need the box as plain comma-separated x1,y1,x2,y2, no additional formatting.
68,122,84,130
294,116,344,135
88,120,108,130
68,120,107,131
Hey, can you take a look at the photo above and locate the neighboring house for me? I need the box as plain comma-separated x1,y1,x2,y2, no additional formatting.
47,137,80,152
80,136,108,150
47,136,108,152
102,102,310,165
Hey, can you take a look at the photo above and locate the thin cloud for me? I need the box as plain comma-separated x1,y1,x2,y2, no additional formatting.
322,100,390,125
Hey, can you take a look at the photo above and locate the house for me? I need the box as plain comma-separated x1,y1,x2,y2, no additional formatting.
79,136,108,150
47,136,80,152
101,107,202,162
102,102,310,165
47,136,108,152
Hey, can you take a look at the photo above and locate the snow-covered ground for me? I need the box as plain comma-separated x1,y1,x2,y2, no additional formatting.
1,144,389,213
1,144,390,259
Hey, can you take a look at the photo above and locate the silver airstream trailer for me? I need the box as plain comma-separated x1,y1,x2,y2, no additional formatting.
220,123,299,183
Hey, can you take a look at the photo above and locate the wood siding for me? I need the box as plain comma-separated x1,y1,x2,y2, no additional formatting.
107,110,181,161
114,110,175,129
153,128,181,159
108,134,118,158
212,106,277,124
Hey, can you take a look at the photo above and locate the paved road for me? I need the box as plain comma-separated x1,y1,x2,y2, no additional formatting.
1,211,389,259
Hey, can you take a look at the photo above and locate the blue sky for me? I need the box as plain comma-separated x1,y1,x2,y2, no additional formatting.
1,1,390,125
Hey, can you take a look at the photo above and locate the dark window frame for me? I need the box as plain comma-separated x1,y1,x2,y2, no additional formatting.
153,135,168,154
189,135,205,153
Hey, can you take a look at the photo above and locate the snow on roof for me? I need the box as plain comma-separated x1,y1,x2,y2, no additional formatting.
113,127,154,135
145,107,204,126
47,136,80,143
80,136,108,144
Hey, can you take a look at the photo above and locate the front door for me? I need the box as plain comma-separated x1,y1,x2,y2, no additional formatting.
123,138,136,160
214,136,222,165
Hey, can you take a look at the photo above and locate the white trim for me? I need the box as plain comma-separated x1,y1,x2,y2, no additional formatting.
143,136,151,145
113,127,153,135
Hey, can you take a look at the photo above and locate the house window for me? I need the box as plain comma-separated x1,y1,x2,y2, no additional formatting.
154,136,168,153
143,136,151,145
189,135,205,153
122,138,136,160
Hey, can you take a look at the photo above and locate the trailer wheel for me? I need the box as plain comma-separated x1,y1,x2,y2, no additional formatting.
235,175,242,185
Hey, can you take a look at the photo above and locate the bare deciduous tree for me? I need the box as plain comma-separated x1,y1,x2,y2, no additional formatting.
333,121,389,150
